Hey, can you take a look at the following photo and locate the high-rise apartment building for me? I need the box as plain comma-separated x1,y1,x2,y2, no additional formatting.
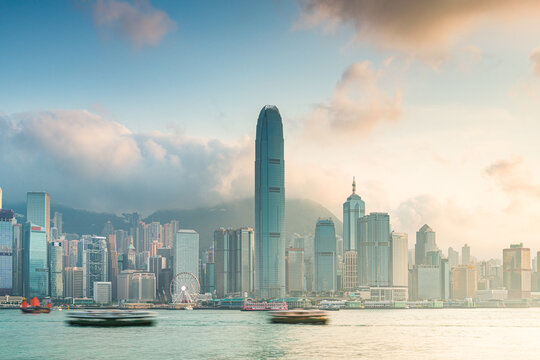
414,224,436,265
358,213,391,287
48,241,63,298
26,192,51,242
255,105,286,299
174,230,199,279
391,232,408,287
0,209,15,295
23,223,48,298
314,219,337,292
343,178,365,252
503,244,531,299
82,236,108,298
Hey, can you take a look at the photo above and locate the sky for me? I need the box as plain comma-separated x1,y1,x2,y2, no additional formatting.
2,0,540,259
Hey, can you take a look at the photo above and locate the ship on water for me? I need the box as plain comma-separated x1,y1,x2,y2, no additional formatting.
20,297,51,314
242,301,288,311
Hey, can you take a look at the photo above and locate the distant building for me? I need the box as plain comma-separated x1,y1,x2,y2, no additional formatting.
102,221,114,238
12,223,23,295
93,281,112,304
53,212,63,235
462,244,471,265
343,177,365,252
409,265,440,300
342,250,358,290
391,232,408,288
452,265,477,299
64,267,84,298
26,192,51,242
0,210,15,295
123,240,136,270
174,230,199,279
503,244,531,299
48,241,63,298
358,213,391,287
440,258,451,300
286,247,304,295
23,223,48,298
107,235,119,301
82,236,108,298
314,219,337,292
414,224,436,265
129,272,156,302
447,247,459,269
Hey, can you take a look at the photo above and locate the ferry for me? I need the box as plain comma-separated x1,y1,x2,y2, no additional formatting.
242,301,288,311
269,309,328,325
21,297,51,314
66,310,157,327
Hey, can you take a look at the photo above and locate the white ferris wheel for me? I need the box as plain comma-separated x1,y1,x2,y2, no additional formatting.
169,272,200,304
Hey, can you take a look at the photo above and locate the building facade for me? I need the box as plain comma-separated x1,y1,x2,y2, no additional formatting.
23,223,48,298
48,241,63,298
503,244,531,299
390,232,408,287
255,105,286,299
26,192,51,242
174,230,199,279
342,178,365,252
82,236,108,298
285,247,304,295
0,210,14,295
342,250,358,290
414,224,436,265
452,265,477,299
314,219,337,292
357,213,391,287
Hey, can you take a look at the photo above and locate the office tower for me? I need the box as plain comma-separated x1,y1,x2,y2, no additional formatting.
123,240,136,270
286,247,304,295
93,281,112,304
53,212,63,235
440,258,451,300
447,247,459,269
343,177,365,251
503,244,531,299
117,270,136,301
408,265,440,300
357,213,391,287
303,234,315,292
214,228,255,298
68,240,79,267
26,192,51,242
149,256,169,301
48,241,63,298
452,265,478,299
129,272,156,302
114,229,129,255
462,244,471,265
64,267,84,298
23,223,49,298
102,220,114,238
146,222,163,248
0,209,15,295
391,232,408,287
314,219,337,292
107,235,119,301
414,224,436,265
255,105,286,299
174,230,199,279
342,250,358,290
82,236,108,298
426,250,442,266
12,223,23,295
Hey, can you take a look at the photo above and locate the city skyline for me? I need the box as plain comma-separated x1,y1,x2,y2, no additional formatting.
2,1,540,258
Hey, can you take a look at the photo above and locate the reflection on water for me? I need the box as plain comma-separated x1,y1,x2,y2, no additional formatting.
2,309,540,359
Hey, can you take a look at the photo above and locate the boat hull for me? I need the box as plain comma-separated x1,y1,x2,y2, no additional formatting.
21,307,51,314
67,319,156,327
270,316,327,325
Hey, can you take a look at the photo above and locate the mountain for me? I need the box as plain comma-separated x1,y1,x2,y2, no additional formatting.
5,198,342,250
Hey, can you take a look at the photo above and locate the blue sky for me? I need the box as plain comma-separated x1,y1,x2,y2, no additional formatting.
2,0,540,257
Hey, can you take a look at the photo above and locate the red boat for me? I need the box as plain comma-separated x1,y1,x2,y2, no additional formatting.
21,297,51,314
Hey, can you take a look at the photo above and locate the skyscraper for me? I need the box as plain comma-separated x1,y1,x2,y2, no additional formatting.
53,212,63,235
447,247,459,269
503,244,531,299
23,223,49,298
452,265,477,299
414,224,436,265
107,235,119,301
462,244,471,265
0,209,15,295
26,192,51,242
285,247,304,295
343,177,365,252
314,219,337,292
255,105,285,299
12,223,23,295
82,236,108,298
48,241,63,298
342,250,358,290
64,267,84,298
357,213,391,287
390,232,408,287
174,230,199,279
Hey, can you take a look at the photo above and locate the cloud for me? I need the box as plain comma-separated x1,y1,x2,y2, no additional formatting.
485,157,540,198
92,0,176,48
0,110,252,212
298,0,540,55
530,47,540,77
303,61,402,141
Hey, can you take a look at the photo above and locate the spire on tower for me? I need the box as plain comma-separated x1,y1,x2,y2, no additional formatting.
352,176,356,194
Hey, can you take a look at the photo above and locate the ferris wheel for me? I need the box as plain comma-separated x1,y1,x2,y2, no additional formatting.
169,272,200,304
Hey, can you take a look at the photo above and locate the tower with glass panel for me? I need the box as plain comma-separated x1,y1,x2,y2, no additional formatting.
23,223,49,298
82,236,108,298
0,210,15,295
343,178,365,252
255,105,286,299
26,192,51,242
48,241,63,298
357,213,391,287
314,218,337,292
174,230,199,278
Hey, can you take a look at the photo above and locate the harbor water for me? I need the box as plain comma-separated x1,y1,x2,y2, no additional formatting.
2,308,540,359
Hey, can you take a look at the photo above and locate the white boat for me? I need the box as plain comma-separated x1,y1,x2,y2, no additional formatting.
269,309,328,324
66,310,157,327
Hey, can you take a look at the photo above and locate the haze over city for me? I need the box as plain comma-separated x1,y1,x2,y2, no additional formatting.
2,2,540,258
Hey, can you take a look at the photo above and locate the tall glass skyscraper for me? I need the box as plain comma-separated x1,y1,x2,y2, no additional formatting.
342,177,365,251
255,105,286,299
314,219,337,292
82,236,108,298
48,241,63,298
26,192,51,242
357,213,391,287
0,210,15,295
23,223,49,298
174,230,199,279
